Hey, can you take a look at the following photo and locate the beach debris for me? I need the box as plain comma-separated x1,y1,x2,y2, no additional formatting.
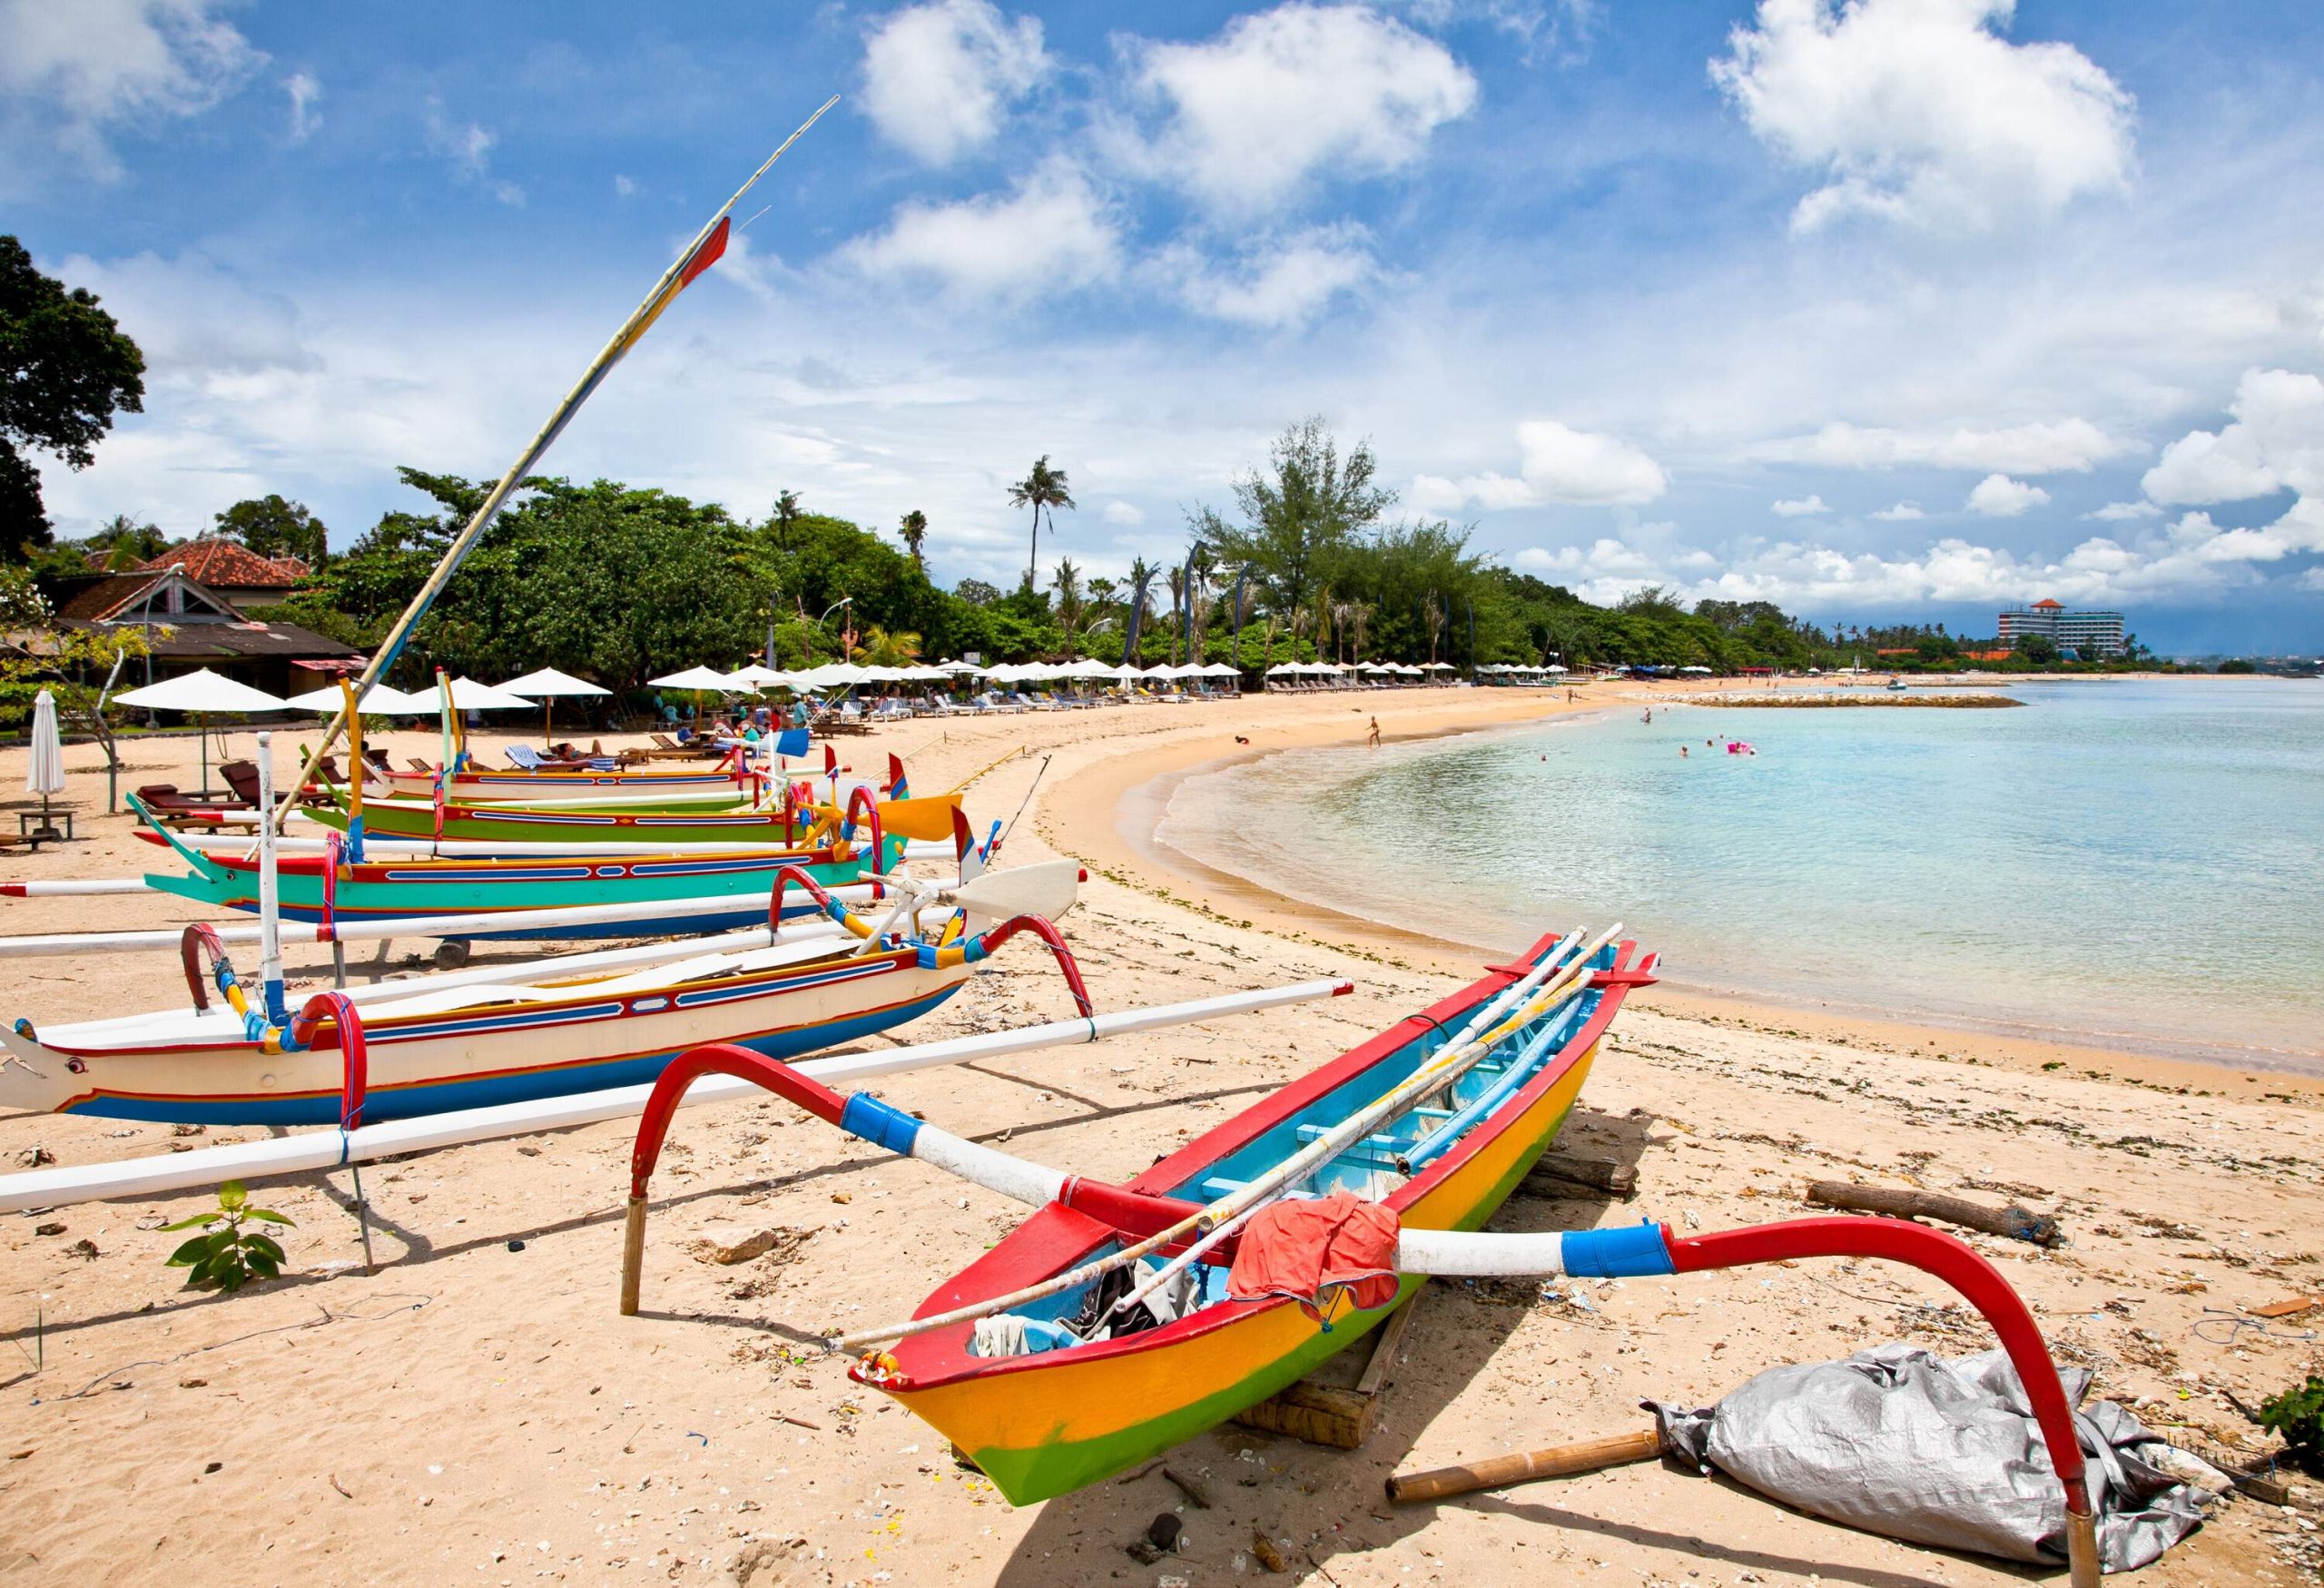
1519,1151,1637,1198
33,1221,63,1237
1126,1513,1183,1563
1250,1528,1288,1572
1649,1345,2209,1572
1806,1179,2061,1247
1161,1465,1211,1509
506,1238,525,1253
1389,1426,1667,1504
67,1238,98,1260
2251,1296,2324,1319
692,1226,815,1267
15,1146,53,1168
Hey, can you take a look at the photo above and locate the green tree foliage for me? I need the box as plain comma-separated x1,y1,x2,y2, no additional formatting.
214,494,329,567
898,508,927,568
0,237,146,559
1192,418,1393,631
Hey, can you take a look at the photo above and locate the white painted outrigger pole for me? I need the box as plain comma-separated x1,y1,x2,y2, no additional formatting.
0,978,1353,1215
255,731,286,1021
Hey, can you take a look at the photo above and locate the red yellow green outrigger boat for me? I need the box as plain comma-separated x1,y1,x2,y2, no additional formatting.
618,926,2111,1583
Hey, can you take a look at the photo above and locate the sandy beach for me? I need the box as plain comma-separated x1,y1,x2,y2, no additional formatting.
2,684,2319,1587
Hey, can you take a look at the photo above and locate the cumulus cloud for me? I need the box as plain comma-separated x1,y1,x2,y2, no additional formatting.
2083,499,2160,521
860,0,1049,166
1772,494,1827,516
1710,0,2134,233
1518,420,1667,504
1102,500,1145,526
1965,473,2048,516
1156,225,1375,329
842,160,1118,301
1870,501,1925,520
1118,3,1477,214
283,70,320,142
0,0,261,190
1756,416,2131,473
2142,367,2323,506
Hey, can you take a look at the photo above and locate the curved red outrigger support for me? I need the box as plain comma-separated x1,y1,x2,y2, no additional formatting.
283,990,370,1135
1664,1217,2100,1586
619,1042,1191,1317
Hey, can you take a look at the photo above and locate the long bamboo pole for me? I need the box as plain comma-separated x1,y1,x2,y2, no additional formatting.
269,98,839,842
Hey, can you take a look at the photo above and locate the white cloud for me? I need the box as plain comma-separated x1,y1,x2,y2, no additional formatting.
613,173,636,198
1517,420,1666,504
1771,494,1827,516
1869,501,1925,520
1118,3,1477,214
1711,0,2134,233
842,160,1118,301
1965,473,2048,516
283,70,320,142
55,249,319,380
1756,416,2131,473
2142,367,2324,506
0,0,261,189
1102,499,1145,526
860,0,1049,167
1157,226,1375,329
422,101,523,206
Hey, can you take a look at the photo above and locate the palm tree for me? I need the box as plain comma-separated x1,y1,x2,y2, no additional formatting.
771,489,803,549
1007,457,1075,591
898,509,927,569
852,626,922,666
1051,558,1085,644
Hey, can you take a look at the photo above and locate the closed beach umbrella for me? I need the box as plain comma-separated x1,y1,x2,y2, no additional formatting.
113,667,290,796
26,688,66,838
499,666,611,745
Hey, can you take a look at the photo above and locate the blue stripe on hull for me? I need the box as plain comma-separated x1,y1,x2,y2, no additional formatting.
60,986,962,1128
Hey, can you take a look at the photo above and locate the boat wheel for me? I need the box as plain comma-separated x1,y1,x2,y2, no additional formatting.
433,939,472,970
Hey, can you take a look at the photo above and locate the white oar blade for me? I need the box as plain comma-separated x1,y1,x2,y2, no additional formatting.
952,859,1078,926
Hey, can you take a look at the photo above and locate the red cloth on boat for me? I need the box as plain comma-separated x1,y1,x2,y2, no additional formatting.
1226,1193,1401,1320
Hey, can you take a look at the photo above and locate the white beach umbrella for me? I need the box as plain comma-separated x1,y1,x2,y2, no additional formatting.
721,663,791,691
284,681,431,715
497,666,611,743
1200,661,1239,677
935,659,983,675
26,688,65,837
422,676,537,711
649,665,742,692
113,667,290,796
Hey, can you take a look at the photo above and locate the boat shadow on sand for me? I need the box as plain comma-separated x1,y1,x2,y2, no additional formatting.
986,1103,1926,1586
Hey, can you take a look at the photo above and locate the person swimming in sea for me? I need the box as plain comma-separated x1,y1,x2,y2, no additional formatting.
1680,745,1689,757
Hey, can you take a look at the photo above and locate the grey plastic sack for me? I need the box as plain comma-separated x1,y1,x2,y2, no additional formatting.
1650,1344,2210,1572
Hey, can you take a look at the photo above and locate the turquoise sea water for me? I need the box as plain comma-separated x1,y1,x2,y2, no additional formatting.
1154,680,2324,1072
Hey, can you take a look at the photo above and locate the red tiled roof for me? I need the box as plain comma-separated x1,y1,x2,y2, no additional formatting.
2031,598,2063,609
140,538,310,588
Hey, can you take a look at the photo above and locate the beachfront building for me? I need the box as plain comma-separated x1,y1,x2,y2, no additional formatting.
1998,598,2126,658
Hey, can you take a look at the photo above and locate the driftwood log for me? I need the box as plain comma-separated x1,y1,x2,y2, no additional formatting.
1806,1180,2062,1248
1387,1427,1665,1504
1520,1152,1637,1199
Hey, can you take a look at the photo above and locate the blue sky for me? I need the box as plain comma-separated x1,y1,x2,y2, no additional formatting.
5,0,2322,652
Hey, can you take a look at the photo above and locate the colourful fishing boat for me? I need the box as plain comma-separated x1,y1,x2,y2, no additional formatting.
623,926,1652,1503
290,788,959,850
0,868,1083,1128
133,814,915,942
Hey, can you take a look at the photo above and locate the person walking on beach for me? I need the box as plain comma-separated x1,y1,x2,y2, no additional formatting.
1366,715,1381,749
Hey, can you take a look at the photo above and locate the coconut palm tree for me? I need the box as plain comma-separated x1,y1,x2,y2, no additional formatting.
772,489,803,548
1007,457,1075,591
1051,558,1085,644
851,626,923,666
898,509,927,569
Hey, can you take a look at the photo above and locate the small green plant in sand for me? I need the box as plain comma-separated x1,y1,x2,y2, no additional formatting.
162,1180,293,1291
2258,1375,2324,1476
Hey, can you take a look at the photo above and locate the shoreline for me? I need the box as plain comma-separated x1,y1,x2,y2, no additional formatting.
1040,693,2324,1107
